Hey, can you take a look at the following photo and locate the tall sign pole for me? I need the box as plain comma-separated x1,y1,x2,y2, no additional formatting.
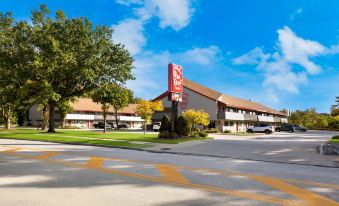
168,63,183,132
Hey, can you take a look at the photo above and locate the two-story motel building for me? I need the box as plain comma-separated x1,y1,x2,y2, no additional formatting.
29,98,144,129
153,78,288,132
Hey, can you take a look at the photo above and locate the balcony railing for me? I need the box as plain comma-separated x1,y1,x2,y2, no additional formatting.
217,111,283,123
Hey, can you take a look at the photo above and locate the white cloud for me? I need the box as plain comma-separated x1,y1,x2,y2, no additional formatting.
111,19,146,55
233,26,326,98
179,46,220,65
277,26,325,74
117,0,195,31
290,8,303,21
151,0,194,30
127,46,221,98
116,0,143,6
233,47,269,65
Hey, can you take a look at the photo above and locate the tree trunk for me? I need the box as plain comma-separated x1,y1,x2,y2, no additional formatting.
114,109,119,130
144,121,146,135
47,104,56,133
103,109,107,133
41,106,48,130
4,105,11,130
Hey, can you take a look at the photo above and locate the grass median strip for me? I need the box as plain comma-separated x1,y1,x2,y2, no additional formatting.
0,130,151,149
0,129,210,147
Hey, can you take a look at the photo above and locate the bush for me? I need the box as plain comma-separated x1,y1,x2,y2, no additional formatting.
159,115,171,132
332,135,339,140
176,115,190,137
158,131,179,138
189,132,200,138
62,125,80,129
194,127,201,132
223,129,231,133
204,129,219,133
198,131,208,137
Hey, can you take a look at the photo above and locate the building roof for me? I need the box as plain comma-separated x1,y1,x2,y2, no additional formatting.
69,98,137,114
154,78,287,116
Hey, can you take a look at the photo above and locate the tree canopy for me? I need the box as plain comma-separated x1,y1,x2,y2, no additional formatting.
135,100,163,134
0,5,135,132
182,109,209,132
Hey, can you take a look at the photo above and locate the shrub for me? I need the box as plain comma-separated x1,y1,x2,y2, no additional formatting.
159,115,171,132
158,131,168,138
188,132,199,138
332,135,339,140
194,127,201,132
204,129,219,133
62,125,80,129
198,131,208,137
176,115,190,137
223,129,231,133
158,131,179,139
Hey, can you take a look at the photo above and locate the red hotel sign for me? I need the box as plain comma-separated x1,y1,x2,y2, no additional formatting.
168,63,183,94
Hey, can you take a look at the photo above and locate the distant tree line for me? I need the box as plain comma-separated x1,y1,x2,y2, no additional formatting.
288,98,339,129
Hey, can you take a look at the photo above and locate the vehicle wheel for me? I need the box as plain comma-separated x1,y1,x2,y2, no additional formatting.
153,129,158,132
301,129,306,132
265,130,271,134
288,129,293,133
247,129,253,133
275,129,280,132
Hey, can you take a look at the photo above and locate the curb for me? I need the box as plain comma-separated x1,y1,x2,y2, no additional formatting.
1,137,339,169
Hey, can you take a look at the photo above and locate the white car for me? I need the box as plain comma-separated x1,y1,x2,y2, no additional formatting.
152,122,161,132
247,124,273,134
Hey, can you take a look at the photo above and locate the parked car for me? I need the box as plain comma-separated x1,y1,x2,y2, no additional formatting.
275,124,307,132
247,124,273,134
153,122,161,132
293,124,307,132
117,123,129,129
93,122,112,129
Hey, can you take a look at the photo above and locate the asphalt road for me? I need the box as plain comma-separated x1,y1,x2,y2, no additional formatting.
0,134,339,206
148,130,339,167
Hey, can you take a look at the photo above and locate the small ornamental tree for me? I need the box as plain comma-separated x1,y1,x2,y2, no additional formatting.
182,109,210,132
91,83,116,133
136,100,163,134
176,115,190,137
109,85,133,130
159,115,171,132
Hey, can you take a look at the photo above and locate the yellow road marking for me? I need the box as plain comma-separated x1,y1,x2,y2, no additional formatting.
3,145,339,191
0,146,299,206
86,157,105,168
1,147,21,153
250,175,339,206
34,151,59,160
156,164,189,184
1,145,338,206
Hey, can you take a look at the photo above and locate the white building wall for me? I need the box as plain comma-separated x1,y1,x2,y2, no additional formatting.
160,87,218,120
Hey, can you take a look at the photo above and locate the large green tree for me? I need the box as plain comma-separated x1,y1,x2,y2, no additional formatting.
0,12,33,129
29,5,134,132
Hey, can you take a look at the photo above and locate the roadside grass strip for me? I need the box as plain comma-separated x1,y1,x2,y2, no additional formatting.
1,145,339,206
0,129,210,144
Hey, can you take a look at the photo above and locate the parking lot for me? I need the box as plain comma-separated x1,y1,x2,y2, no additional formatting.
148,130,339,167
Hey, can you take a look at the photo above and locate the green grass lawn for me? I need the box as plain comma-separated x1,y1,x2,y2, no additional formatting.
0,128,210,148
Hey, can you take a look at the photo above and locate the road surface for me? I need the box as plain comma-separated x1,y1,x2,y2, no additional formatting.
0,132,338,206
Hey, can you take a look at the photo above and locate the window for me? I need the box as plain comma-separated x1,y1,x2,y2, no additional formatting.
230,121,234,126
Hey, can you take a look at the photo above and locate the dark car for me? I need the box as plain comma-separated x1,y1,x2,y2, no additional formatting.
275,124,295,133
275,124,307,132
93,122,112,129
292,124,307,132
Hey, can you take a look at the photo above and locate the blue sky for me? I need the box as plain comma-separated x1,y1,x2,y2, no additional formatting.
1,0,339,113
